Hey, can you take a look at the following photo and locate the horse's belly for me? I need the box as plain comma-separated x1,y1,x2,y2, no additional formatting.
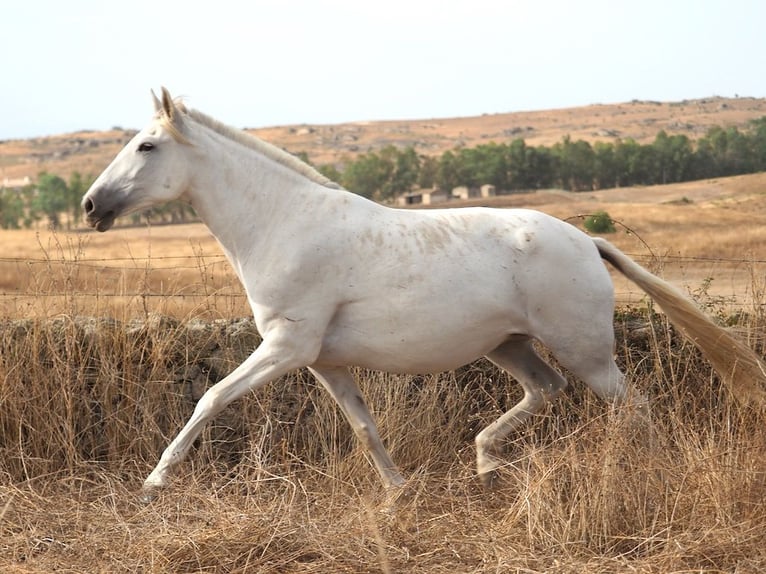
315,302,520,373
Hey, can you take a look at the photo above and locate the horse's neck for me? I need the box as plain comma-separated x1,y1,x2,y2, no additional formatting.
185,127,322,264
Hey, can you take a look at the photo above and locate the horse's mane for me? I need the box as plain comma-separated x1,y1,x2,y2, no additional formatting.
164,102,343,190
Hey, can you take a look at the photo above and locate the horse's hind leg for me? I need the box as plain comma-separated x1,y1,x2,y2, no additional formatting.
476,339,568,487
549,334,647,415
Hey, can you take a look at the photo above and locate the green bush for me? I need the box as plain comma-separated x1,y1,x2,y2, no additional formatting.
583,210,616,233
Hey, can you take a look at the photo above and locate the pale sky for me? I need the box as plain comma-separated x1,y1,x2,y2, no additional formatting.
2,0,764,140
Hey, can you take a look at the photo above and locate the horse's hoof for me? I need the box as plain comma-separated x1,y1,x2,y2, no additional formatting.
384,480,412,506
139,487,160,504
478,467,501,490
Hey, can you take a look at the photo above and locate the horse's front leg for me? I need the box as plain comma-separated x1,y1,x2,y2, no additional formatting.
309,366,406,489
141,329,320,501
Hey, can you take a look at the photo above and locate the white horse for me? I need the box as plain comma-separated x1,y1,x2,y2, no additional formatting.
82,88,765,499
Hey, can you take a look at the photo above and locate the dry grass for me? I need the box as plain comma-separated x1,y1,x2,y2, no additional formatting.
0,223,248,319
6,173,766,316
2,175,766,572
1,311,765,573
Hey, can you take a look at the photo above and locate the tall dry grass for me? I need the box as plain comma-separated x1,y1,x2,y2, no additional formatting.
1,228,765,572
0,225,248,319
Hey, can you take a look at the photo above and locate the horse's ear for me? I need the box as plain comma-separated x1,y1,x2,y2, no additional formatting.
160,86,184,127
151,89,162,113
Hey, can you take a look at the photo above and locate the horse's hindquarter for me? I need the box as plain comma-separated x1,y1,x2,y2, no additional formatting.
312,206,614,373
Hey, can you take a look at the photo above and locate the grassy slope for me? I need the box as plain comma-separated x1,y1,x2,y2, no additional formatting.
3,96,766,180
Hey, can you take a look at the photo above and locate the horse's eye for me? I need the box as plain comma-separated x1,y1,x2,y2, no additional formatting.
138,142,155,153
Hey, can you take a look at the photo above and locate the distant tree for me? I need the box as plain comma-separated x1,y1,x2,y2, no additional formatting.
499,139,552,190
696,126,753,178
353,145,423,201
505,139,532,190
388,146,420,199
453,147,481,188
66,172,92,229
652,131,693,184
317,163,343,184
435,150,461,192
341,150,390,199
0,189,25,229
593,142,618,189
466,142,508,189
417,155,439,189
723,127,754,175
613,139,654,186
19,185,38,228
526,145,556,189
749,116,766,171
552,136,595,191
33,172,69,229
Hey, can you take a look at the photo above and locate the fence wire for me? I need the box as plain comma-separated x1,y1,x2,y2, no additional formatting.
1,252,765,311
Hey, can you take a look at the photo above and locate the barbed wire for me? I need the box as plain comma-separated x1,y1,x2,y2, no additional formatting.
2,251,766,266
1,251,764,308
0,291,247,299
0,254,231,272
0,291,756,311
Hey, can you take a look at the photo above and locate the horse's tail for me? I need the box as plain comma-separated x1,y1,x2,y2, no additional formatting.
593,236,766,407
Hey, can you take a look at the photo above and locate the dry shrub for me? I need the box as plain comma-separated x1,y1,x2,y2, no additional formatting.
1,301,765,573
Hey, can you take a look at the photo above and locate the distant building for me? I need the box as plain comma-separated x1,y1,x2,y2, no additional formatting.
395,188,449,206
1,176,31,190
451,186,470,200
451,184,496,200
395,184,497,206
480,184,496,198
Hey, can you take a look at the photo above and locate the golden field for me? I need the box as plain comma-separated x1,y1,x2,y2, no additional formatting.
1,174,766,572
4,171,766,317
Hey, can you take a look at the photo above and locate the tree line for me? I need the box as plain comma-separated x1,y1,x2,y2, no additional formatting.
317,116,766,201
0,172,195,230
2,117,766,229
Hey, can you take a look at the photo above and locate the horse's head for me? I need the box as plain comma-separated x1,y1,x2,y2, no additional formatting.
82,87,194,232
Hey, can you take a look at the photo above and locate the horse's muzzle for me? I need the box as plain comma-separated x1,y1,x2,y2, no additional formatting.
82,196,117,232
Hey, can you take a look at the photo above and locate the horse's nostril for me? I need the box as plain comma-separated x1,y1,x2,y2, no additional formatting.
84,198,94,214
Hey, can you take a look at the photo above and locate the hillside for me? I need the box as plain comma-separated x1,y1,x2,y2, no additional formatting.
2,96,766,183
